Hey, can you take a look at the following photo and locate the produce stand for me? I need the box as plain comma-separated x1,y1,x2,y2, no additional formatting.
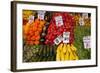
23,10,91,62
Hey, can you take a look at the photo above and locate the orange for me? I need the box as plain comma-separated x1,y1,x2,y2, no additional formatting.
35,19,40,24
34,41,39,45
35,36,40,40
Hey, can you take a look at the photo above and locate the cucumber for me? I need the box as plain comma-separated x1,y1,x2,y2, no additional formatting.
51,56,55,61
50,46,54,56
43,45,46,57
46,45,50,57
42,57,47,61
37,56,43,62
53,45,57,55
47,56,51,61
38,45,43,56
33,56,40,62
49,45,51,56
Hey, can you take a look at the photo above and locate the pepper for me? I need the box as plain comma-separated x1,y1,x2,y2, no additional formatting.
45,12,75,45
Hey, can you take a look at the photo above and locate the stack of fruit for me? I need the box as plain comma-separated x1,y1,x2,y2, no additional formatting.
23,10,36,25
73,13,91,26
23,11,91,62
56,43,78,61
45,12,75,45
73,13,81,26
84,17,91,27
43,12,79,61
23,18,46,45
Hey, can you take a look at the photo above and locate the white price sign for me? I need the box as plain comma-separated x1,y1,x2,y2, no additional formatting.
28,15,34,24
38,11,46,20
79,17,84,26
55,16,63,26
82,13,88,19
83,36,91,49
54,35,62,45
63,32,70,43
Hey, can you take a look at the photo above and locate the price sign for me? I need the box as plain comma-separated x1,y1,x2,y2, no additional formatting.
55,16,63,26
79,17,84,26
28,15,34,24
83,36,91,49
82,13,88,19
63,32,70,43
38,11,46,20
54,35,62,45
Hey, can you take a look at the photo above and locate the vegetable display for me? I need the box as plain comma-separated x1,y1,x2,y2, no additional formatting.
23,10,91,62
45,12,75,45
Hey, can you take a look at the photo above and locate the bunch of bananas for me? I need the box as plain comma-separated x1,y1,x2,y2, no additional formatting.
56,43,79,61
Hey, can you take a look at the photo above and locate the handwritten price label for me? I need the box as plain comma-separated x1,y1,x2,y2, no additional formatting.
38,11,46,20
54,35,62,45
28,15,34,24
63,32,70,43
82,13,88,19
55,16,63,26
79,17,84,26
83,36,91,49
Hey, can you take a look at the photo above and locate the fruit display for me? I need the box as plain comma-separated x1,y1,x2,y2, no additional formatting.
73,13,91,26
23,18,46,45
73,13,81,26
23,10,91,62
56,43,78,61
23,10,36,25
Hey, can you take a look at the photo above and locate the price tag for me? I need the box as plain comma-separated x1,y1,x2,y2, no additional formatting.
82,13,88,19
54,35,62,45
38,11,46,20
79,17,84,26
55,16,63,26
63,32,70,43
28,15,34,24
83,36,91,49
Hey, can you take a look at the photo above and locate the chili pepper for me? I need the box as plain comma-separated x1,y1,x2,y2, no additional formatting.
45,12,75,45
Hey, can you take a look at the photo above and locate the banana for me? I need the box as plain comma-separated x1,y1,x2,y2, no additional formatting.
67,44,71,53
70,44,79,60
60,52,65,61
65,49,69,60
67,44,77,60
75,55,79,60
56,43,79,61
73,51,79,60
56,43,63,61
56,52,61,61
69,51,75,60
71,44,79,60
63,43,67,54
70,44,77,51
57,43,63,53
